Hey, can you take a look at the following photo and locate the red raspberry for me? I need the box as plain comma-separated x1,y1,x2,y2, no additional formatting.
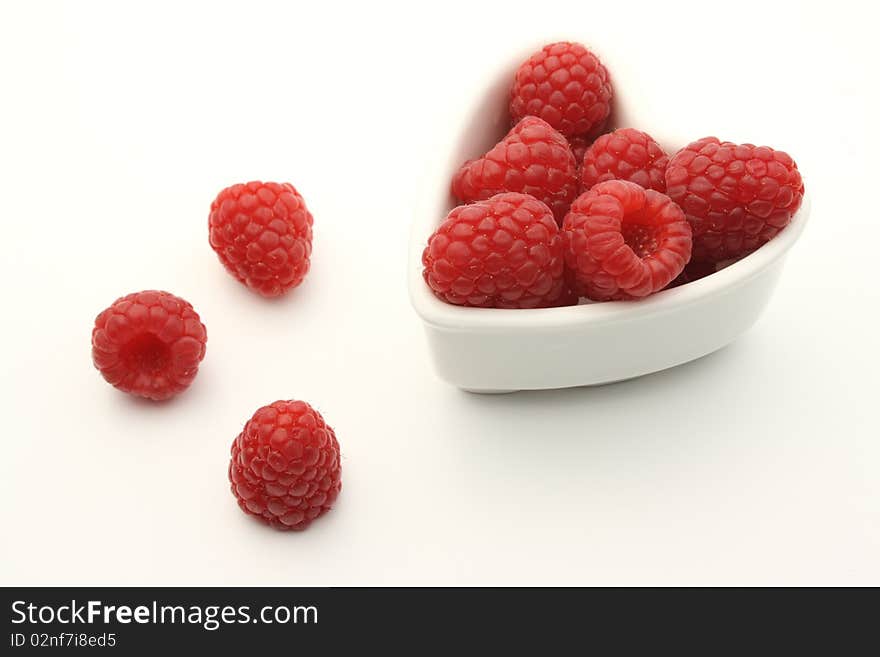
581,128,669,193
451,116,578,223
229,400,341,531
422,192,568,308
562,180,692,301
665,137,804,263
208,181,313,298
91,290,207,401
510,41,612,139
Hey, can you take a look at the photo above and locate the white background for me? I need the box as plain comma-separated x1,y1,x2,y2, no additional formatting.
2,0,878,585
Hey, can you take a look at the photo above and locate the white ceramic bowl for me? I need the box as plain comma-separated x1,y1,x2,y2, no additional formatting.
408,46,810,393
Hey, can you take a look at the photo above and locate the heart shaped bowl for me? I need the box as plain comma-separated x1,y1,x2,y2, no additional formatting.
408,45,810,393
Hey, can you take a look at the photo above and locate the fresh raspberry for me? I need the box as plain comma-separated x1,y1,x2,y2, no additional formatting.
510,41,612,139
562,180,692,301
229,400,341,531
665,137,804,263
451,116,578,223
422,192,568,308
91,290,207,401
581,128,669,193
208,181,313,298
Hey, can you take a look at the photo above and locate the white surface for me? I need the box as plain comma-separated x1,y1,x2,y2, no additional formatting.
1,0,878,586
409,49,811,392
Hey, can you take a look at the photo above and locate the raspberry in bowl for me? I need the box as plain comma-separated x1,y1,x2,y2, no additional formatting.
408,41,809,393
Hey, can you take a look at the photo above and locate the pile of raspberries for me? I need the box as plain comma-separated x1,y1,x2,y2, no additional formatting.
423,41,806,308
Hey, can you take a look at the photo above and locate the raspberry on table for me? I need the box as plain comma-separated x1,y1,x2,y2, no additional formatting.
562,180,693,301
208,181,313,298
510,41,613,140
91,290,207,401
451,116,578,224
665,137,804,263
422,192,570,308
581,128,669,193
229,400,341,531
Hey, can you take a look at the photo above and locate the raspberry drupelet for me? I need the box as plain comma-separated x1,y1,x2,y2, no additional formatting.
423,192,572,308
665,137,804,264
91,290,207,400
229,400,342,531
562,180,692,301
208,181,313,298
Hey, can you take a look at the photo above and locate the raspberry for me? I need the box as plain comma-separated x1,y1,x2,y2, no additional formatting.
91,290,207,401
229,400,341,531
451,116,578,223
510,41,612,139
208,181,313,298
562,180,692,301
665,137,804,263
581,128,669,193
422,192,568,308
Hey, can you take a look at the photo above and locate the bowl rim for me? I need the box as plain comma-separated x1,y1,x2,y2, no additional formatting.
408,46,810,333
